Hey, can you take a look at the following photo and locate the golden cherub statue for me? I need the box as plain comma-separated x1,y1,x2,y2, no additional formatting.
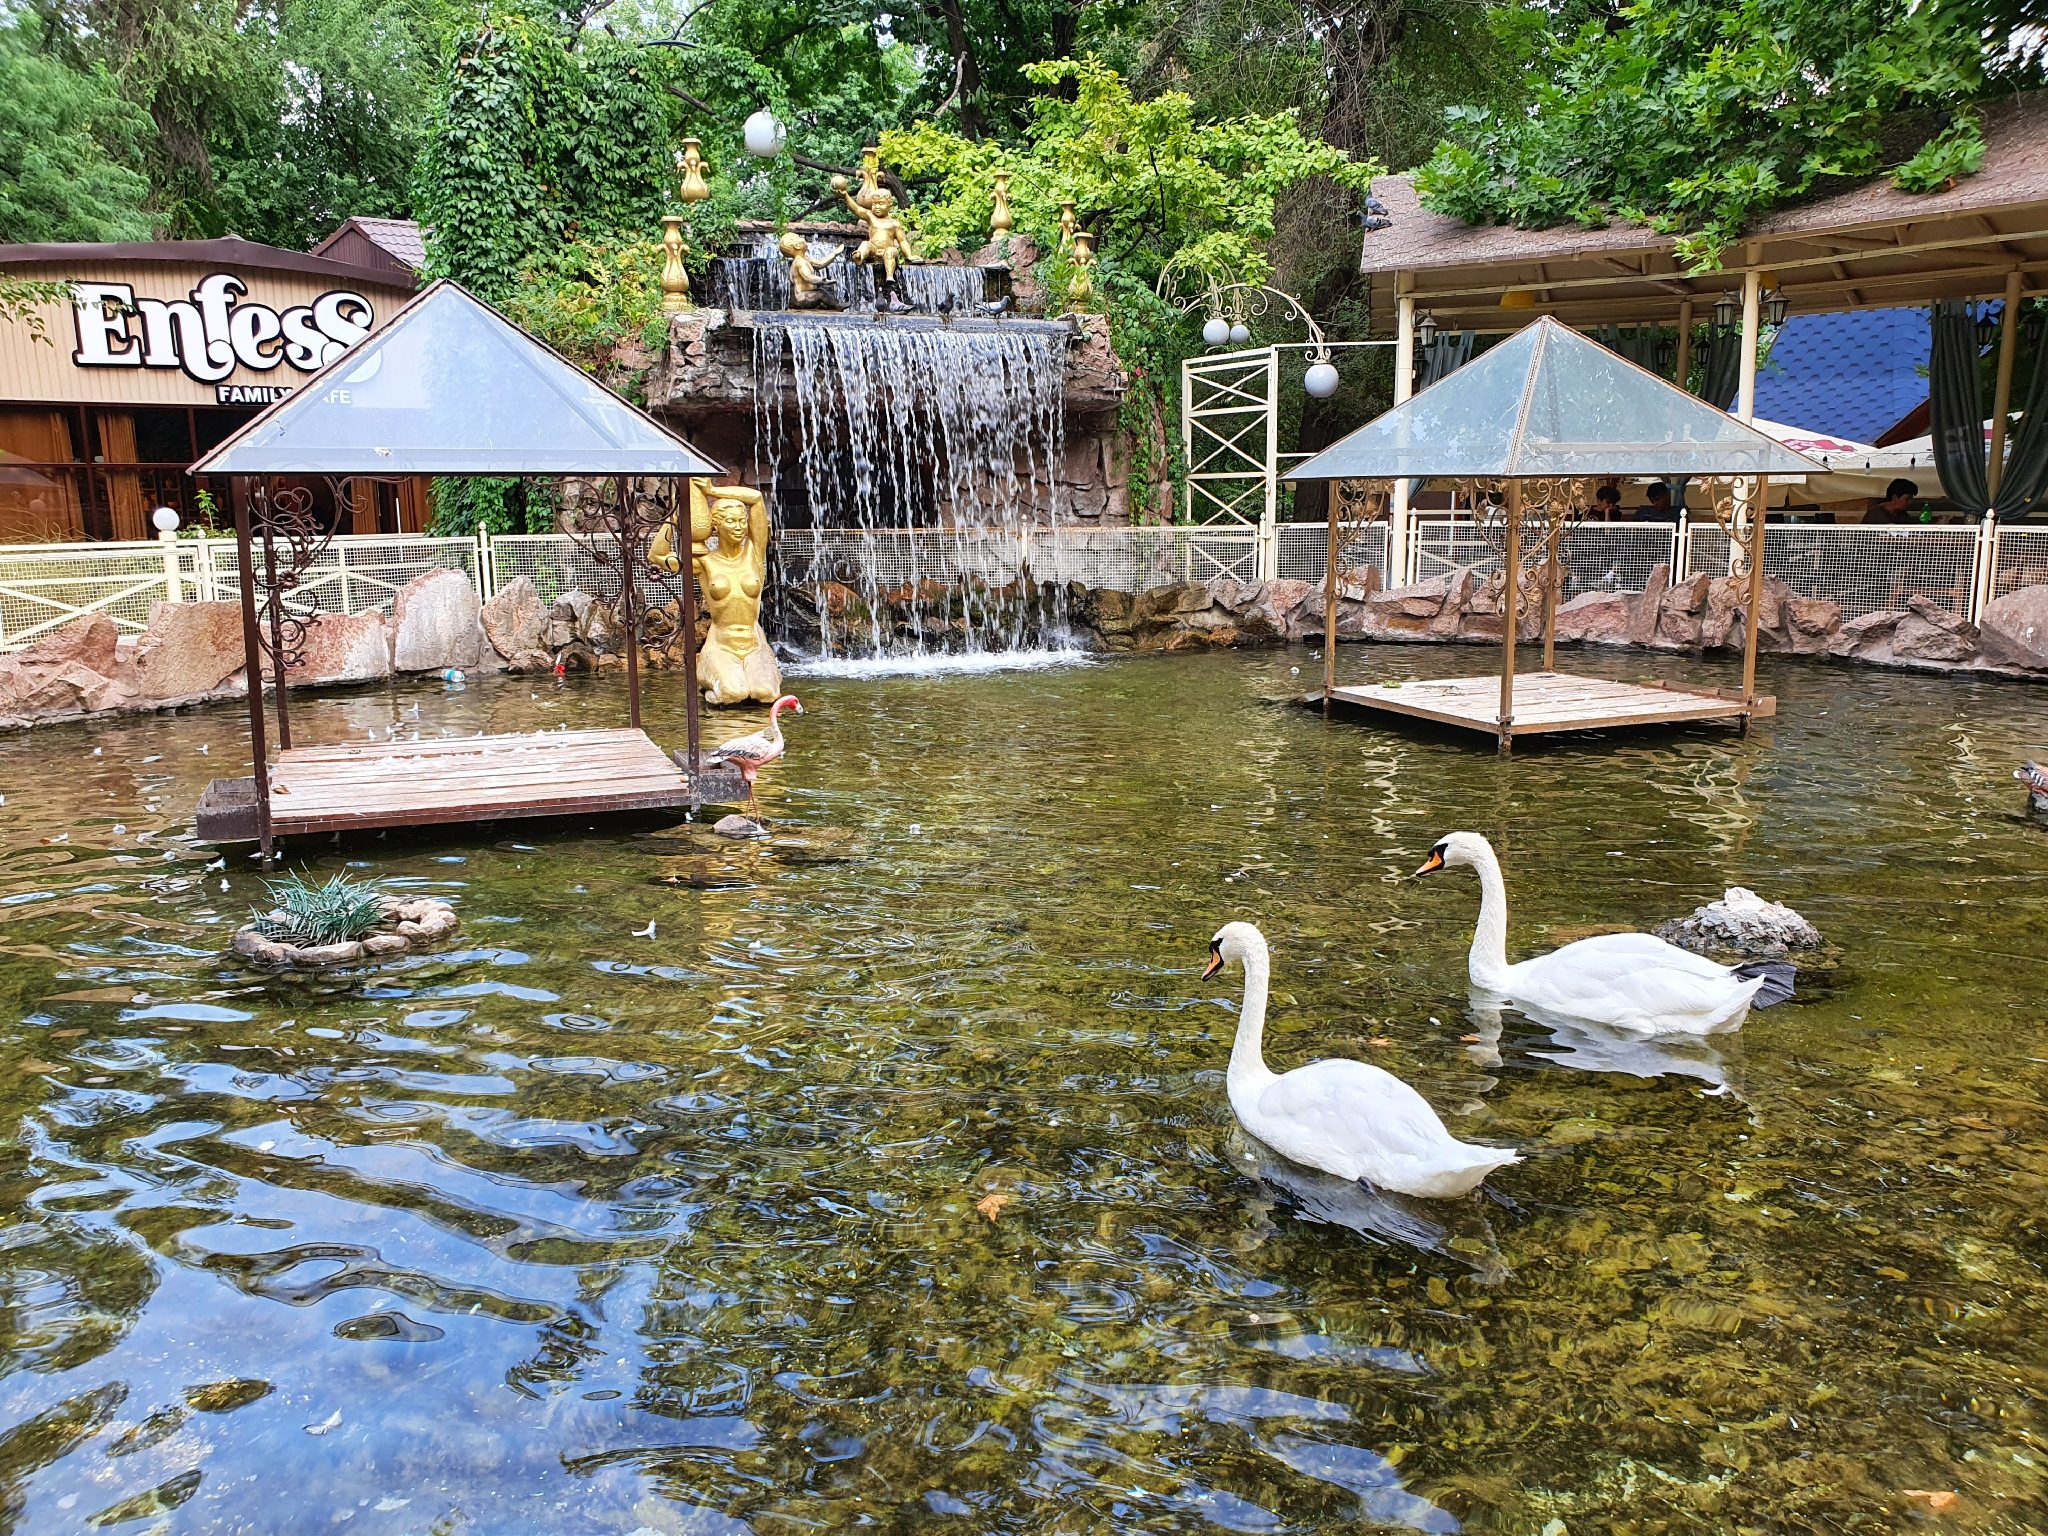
650,479,783,706
1065,229,1097,309
832,172,918,307
780,230,844,309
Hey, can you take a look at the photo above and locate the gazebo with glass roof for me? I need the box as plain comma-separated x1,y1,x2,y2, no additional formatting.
1288,318,1825,750
189,279,740,855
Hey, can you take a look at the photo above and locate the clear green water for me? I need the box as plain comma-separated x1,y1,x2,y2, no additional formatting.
2,647,2045,1534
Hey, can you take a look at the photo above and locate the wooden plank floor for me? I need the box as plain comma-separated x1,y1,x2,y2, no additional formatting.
1321,671,1773,738
264,728,699,836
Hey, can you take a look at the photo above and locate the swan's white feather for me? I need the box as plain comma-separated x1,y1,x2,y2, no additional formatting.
1508,933,1761,1034
1241,1058,1520,1199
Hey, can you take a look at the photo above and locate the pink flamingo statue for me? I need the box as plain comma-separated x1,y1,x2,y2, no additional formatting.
705,694,803,820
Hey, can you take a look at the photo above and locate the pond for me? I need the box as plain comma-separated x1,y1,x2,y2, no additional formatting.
2,646,2045,1534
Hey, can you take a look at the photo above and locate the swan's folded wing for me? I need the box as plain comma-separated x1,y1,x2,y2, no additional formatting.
1255,1060,1453,1155
1525,933,1747,1026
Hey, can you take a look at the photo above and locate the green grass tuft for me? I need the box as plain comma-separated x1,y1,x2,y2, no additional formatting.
252,871,385,948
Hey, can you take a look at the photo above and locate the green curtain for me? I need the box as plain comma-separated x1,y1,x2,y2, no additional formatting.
1418,330,1475,388
1694,326,1740,410
1930,300,2048,518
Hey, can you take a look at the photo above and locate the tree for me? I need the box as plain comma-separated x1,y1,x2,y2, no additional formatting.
0,22,152,242
1414,0,2040,269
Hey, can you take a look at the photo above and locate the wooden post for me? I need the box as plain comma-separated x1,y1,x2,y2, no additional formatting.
620,482,642,733
1388,285,1416,584
1673,298,1694,389
678,479,703,781
1741,475,1770,732
1734,267,1762,422
1988,269,2022,500
1322,502,1341,710
1540,497,1564,673
229,481,273,862
1497,480,1521,754
256,482,291,754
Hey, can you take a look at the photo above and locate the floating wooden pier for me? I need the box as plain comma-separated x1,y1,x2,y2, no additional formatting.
196,728,746,844
1317,671,1773,742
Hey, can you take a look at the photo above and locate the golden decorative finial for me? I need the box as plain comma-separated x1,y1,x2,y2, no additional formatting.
660,215,691,312
678,139,711,203
991,171,1013,238
1065,229,1096,309
1058,200,1078,250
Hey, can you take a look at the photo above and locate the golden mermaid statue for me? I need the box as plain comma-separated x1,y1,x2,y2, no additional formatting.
651,479,784,706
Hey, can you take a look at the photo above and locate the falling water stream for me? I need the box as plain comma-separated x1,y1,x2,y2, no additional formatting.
705,237,989,317
754,317,1070,661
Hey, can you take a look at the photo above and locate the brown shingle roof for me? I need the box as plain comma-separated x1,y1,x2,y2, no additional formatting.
1362,91,2048,276
312,217,428,272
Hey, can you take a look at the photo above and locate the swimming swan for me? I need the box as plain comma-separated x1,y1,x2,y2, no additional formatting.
1415,832,1785,1035
1202,922,1519,1199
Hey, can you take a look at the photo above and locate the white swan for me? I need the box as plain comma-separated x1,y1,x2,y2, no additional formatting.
1416,831,1770,1035
1202,922,1520,1199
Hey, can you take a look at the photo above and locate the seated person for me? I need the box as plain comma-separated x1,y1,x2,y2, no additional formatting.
1866,478,1919,524
1590,484,1622,521
1633,482,1677,522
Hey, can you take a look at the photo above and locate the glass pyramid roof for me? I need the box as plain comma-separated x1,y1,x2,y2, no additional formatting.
1288,317,1823,482
194,280,720,477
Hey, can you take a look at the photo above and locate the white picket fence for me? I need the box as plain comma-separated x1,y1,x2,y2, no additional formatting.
2,517,2043,652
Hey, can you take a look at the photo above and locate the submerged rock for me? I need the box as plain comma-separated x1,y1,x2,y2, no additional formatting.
1656,886,1822,960
713,814,768,838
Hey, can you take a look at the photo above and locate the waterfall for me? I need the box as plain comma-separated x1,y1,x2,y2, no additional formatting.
755,318,1070,659
705,240,982,316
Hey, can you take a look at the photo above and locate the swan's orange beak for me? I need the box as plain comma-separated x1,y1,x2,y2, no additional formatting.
1200,945,1223,981
1414,849,1446,876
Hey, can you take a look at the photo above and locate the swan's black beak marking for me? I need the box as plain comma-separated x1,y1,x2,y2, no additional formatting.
1415,844,1447,877
1201,942,1223,981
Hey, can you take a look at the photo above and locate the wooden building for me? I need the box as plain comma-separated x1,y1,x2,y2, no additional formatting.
0,236,421,543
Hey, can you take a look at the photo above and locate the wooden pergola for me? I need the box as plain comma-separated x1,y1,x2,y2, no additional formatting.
1360,92,2048,544
190,280,741,858
1292,319,1824,752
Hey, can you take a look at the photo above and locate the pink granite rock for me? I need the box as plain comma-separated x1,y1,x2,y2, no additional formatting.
1976,583,2048,670
133,600,247,702
286,611,393,685
391,567,483,673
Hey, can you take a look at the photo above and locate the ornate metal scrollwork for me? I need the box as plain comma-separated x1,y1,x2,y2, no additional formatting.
1332,477,1391,522
1699,476,1755,576
249,479,338,672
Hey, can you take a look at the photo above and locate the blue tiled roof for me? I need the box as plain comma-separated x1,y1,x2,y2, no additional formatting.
1753,306,1929,443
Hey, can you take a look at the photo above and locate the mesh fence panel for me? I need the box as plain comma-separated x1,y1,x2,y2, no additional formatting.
1403,518,1677,596
1274,523,1388,584
486,535,621,608
0,540,206,648
1993,527,2048,600
1034,527,1259,588
1685,525,1980,619
201,536,480,625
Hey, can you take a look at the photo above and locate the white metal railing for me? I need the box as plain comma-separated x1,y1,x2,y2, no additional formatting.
7,518,2048,653
0,532,481,650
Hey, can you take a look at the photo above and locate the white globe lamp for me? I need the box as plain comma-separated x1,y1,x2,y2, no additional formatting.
743,110,787,159
1200,315,1230,346
150,506,181,534
1303,361,1341,399
1228,321,1251,346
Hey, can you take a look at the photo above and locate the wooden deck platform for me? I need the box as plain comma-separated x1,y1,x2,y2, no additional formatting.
196,728,748,843
1318,671,1773,741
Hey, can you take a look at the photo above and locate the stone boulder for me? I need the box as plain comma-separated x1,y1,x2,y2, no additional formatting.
1627,562,1671,646
1656,886,1823,960
1553,590,1632,645
1829,608,1906,663
1976,583,2048,671
1361,572,1451,640
285,611,392,685
1653,572,1712,649
1250,577,1317,640
0,658,128,722
1890,595,1976,663
391,568,483,673
132,600,246,702
480,575,547,663
18,614,119,676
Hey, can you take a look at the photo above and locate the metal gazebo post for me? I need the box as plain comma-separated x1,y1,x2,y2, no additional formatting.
1496,480,1522,754
620,480,643,732
678,478,703,780
1741,475,1772,732
1539,492,1567,675
229,480,273,861
1321,507,1342,709
256,482,293,754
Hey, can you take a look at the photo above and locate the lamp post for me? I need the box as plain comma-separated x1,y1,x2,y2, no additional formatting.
152,506,182,603
1164,273,1342,397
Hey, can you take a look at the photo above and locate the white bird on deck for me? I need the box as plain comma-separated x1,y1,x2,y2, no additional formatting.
1202,922,1520,1199
703,693,803,819
1415,831,1792,1035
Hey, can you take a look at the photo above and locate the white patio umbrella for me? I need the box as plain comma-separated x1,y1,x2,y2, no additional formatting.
1746,417,1948,506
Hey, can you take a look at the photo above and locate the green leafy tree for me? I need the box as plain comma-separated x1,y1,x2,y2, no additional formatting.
1414,0,2036,269
0,22,152,241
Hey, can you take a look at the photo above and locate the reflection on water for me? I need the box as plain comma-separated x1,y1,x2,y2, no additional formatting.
2,646,2047,1533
